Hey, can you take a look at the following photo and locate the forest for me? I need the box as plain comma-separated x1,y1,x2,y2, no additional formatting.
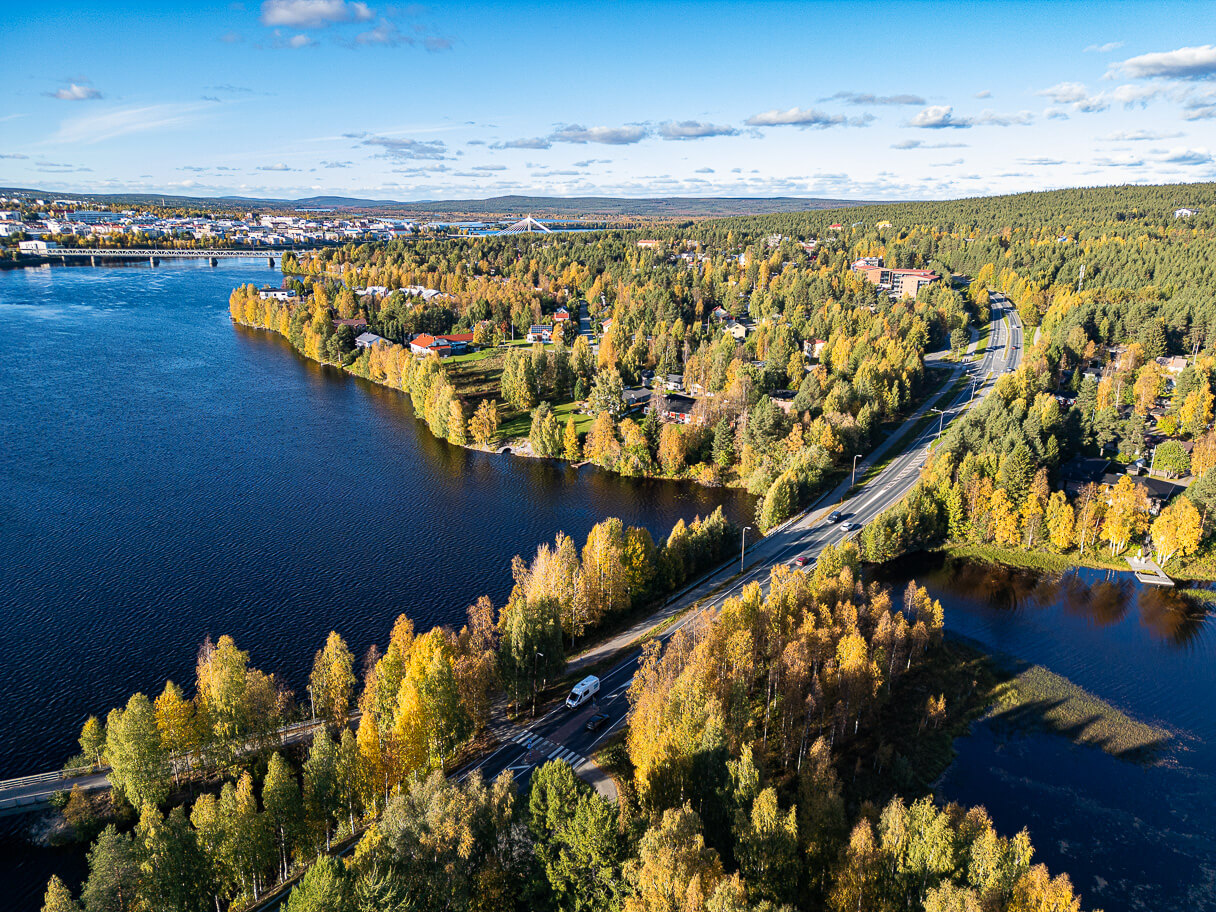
41,542,1090,912
233,216,965,532
54,181,1216,911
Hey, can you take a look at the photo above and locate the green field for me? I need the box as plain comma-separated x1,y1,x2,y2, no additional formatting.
498,399,596,441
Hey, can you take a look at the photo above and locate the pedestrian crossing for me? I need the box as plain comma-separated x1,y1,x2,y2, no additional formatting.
508,729,588,769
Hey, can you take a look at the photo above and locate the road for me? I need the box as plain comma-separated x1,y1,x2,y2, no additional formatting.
242,298,1025,911
464,296,1023,794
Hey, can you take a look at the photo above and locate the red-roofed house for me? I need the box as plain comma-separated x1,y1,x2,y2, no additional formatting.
554,306,571,322
410,332,475,357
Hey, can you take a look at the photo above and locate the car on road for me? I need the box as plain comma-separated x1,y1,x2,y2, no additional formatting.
566,675,601,709
792,555,808,567
585,712,610,732
827,511,843,523
841,521,859,532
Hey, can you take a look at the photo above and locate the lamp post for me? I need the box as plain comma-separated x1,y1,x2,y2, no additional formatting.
741,526,751,572
930,408,945,439
532,651,544,717
851,453,862,488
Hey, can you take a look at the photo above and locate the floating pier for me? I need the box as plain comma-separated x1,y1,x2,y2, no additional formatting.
1126,555,1175,586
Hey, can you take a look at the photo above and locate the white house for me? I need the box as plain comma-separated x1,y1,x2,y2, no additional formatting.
258,287,297,301
527,325,552,343
1175,208,1197,219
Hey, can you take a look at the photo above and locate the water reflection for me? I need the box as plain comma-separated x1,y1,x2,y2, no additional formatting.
872,552,1211,649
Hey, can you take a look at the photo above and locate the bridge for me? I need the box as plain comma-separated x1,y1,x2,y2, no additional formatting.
19,248,317,267
497,216,551,235
0,717,334,817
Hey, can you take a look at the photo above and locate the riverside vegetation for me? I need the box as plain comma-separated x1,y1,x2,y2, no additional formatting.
42,542,1095,912
50,181,1216,910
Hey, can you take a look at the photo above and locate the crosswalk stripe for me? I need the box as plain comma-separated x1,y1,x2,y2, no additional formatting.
547,747,562,760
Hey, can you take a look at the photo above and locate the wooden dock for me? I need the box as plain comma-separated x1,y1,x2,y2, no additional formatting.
1126,555,1175,586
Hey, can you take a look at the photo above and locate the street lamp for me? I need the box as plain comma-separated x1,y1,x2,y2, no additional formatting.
929,408,945,439
851,453,862,488
740,526,752,572
532,651,544,717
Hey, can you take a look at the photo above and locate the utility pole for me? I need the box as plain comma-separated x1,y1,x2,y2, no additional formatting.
740,526,751,572
852,453,862,488
930,407,945,439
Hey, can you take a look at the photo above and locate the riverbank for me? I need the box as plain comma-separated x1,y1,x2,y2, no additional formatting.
941,541,1216,582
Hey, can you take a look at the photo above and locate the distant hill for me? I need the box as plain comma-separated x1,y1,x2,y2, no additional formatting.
0,188,878,218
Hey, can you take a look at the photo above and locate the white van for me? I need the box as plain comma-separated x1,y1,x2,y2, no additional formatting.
566,675,601,709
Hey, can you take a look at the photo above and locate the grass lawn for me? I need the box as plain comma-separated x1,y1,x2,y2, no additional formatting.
970,321,991,362
498,399,596,441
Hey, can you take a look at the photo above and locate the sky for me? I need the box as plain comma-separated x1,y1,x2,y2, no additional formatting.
2,0,1216,202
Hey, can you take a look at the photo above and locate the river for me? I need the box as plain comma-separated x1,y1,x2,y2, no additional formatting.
873,553,1216,912
0,259,754,907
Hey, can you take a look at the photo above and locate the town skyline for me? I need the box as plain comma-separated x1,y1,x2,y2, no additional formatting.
3,0,1216,202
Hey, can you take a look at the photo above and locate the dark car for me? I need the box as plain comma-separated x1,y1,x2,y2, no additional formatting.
585,712,610,732
827,511,843,523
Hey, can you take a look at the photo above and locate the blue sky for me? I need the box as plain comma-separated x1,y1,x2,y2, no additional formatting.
2,0,1216,201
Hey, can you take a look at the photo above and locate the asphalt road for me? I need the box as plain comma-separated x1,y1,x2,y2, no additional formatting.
467,297,1023,793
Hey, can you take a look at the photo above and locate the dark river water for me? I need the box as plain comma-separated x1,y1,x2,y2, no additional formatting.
874,553,1216,912
0,260,754,907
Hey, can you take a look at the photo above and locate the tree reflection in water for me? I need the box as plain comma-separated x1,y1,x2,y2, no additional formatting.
868,551,1212,649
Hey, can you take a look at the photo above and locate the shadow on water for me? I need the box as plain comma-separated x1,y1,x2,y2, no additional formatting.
870,550,1216,912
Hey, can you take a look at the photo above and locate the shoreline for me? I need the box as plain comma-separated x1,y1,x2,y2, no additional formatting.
230,313,755,494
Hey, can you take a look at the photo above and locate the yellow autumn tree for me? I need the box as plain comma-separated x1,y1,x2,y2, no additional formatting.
1101,475,1149,555
1045,491,1075,551
1151,497,1202,566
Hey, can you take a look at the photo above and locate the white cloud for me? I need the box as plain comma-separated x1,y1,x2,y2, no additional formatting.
287,33,315,48
908,105,1031,129
352,133,448,159
974,90,991,99
908,105,966,128
1111,44,1216,79
48,82,102,101
260,0,373,28
550,124,648,145
657,120,738,140
256,162,294,171
492,137,551,150
1161,148,1212,165
1037,82,1090,104
825,91,925,106
49,102,212,144
1084,41,1124,53
1102,129,1182,141
891,139,968,149
745,107,860,128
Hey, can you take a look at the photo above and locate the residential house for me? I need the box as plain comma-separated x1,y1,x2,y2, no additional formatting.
554,306,571,323
1101,472,1184,515
709,306,730,323
622,388,652,413
661,394,697,424
1175,208,1197,218
663,374,684,392
258,287,297,301
527,325,552,343
410,332,474,356
355,332,387,349
1156,355,1188,375
724,319,748,340
333,317,368,331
